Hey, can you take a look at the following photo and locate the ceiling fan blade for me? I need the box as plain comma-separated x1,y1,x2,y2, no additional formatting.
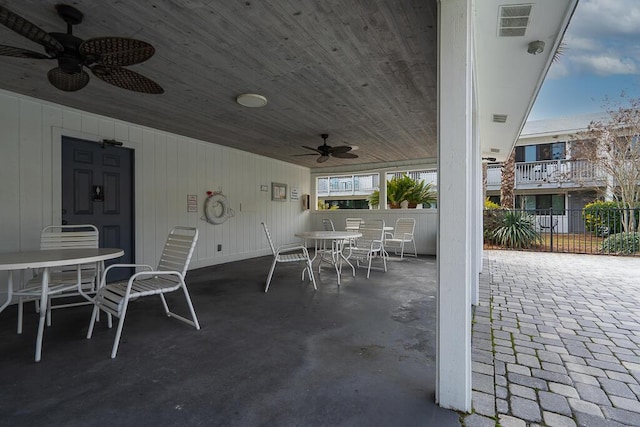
317,155,329,163
80,37,155,66
47,67,90,92
0,44,50,59
0,6,63,54
329,146,353,154
332,152,359,159
293,153,320,157
90,65,164,94
301,146,322,154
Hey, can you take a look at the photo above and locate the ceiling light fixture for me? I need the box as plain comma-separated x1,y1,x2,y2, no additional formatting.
527,40,545,55
236,93,268,108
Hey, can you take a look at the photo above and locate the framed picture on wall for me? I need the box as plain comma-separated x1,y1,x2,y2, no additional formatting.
271,182,287,201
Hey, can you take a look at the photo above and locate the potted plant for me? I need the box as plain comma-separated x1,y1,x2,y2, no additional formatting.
368,174,436,209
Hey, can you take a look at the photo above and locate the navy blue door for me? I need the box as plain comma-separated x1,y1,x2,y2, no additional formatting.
62,137,134,282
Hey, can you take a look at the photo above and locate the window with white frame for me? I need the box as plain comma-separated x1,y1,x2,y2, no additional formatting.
316,173,380,210
382,169,438,209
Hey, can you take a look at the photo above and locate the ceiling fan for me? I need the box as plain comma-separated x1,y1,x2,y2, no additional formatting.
0,4,163,94
295,134,358,163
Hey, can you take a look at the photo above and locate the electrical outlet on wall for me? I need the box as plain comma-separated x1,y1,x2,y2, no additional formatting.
217,244,222,251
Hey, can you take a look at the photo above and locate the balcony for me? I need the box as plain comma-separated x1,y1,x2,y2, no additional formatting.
486,160,607,191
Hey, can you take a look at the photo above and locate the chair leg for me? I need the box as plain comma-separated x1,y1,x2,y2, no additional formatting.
17,298,24,334
265,259,278,293
159,293,170,316
46,297,52,327
382,251,388,272
366,255,372,279
110,300,130,359
179,284,201,330
307,260,317,290
87,304,99,339
400,241,405,260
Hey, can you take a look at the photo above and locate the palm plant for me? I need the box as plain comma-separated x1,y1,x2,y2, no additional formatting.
368,174,436,208
491,210,542,249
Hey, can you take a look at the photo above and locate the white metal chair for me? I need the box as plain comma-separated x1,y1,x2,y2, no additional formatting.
384,218,417,259
87,226,200,358
317,218,339,272
347,219,387,278
17,224,100,333
322,218,335,231
345,217,364,231
262,222,316,293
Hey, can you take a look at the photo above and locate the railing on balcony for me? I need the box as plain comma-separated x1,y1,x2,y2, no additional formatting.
486,160,607,190
486,165,502,187
515,159,606,187
317,173,380,197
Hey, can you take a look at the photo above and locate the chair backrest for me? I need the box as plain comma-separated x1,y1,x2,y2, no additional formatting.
394,218,415,239
357,219,385,252
538,216,558,230
322,218,335,231
261,222,277,256
157,227,199,276
40,224,99,250
345,217,363,230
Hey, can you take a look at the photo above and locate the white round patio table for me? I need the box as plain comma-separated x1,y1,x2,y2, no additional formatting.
0,248,124,362
295,231,361,285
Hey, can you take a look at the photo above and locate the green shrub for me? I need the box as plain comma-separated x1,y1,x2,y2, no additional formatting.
583,201,621,235
601,232,640,254
484,199,501,210
582,201,640,235
483,199,504,243
368,174,436,208
491,210,542,249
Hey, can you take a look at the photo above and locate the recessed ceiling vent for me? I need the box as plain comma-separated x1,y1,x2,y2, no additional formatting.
498,4,532,37
492,114,508,123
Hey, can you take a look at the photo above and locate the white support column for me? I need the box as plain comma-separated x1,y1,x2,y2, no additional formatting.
436,0,473,412
471,99,481,307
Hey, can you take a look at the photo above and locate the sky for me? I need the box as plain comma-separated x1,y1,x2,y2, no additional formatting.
528,0,640,121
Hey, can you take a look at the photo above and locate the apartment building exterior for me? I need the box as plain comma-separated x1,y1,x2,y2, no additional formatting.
486,113,609,232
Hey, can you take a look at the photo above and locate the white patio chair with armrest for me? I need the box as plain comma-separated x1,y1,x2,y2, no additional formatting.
17,224,100,333
87,226,200,359
345,217,363,231
343,217,363,250
384,218,417,259
262,222,316,293
347,219,387,278
318,218,339,272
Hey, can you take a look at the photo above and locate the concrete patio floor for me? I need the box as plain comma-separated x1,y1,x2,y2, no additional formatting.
467,250,640,427
0,254,460,426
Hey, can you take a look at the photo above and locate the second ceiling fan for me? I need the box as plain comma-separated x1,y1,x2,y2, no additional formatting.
296,134,358,163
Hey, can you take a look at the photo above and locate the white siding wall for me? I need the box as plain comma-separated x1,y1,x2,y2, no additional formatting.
0,89,311,299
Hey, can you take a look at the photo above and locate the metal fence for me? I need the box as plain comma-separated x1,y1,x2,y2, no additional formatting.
483,208,640,256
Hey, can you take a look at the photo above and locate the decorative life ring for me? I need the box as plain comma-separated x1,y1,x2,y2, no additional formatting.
203,191,235,225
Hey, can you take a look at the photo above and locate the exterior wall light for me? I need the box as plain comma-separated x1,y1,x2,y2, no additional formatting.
527,40,545,55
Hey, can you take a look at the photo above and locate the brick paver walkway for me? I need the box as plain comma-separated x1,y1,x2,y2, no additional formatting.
466,250,640,427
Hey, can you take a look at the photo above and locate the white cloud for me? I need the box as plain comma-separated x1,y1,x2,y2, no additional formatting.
570,55,638,75
570,0,640,37
556,0,640,77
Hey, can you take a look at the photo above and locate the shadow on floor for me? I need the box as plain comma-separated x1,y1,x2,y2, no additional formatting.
0,255,461,426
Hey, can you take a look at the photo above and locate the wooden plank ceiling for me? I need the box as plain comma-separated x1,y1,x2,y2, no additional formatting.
0,0,438,168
